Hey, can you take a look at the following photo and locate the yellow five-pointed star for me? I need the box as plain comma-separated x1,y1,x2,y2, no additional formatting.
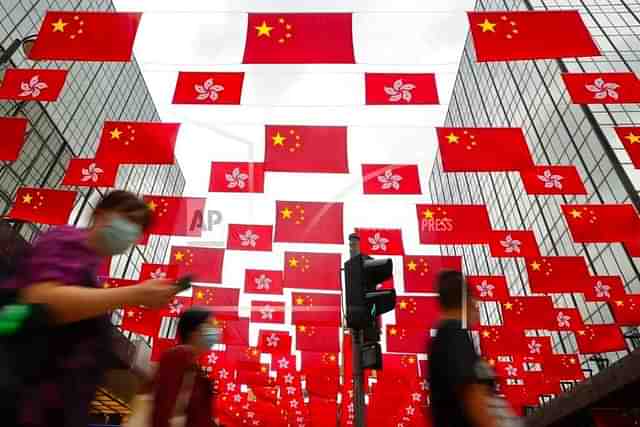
446,133,460,144
255,21,274,37
52,18,68,32
22,193,33,204
272,132,286,146
147,200,158,211
296,297,305,305
616,300,624,307
298,325,306,332
503,302,514,310
478,19,497,32
406,260,417,271
196,291,204,299
530,261,541,271
570,209,583,219
398,300,408,310
423,209,434,220
288,257,299,268
174,251,184,261
625,133,640,144
280,207,292,219
389,327,398,336
110,128,123,139
482,330,491,338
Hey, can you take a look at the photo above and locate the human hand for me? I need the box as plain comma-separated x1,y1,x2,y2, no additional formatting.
131,279,180,307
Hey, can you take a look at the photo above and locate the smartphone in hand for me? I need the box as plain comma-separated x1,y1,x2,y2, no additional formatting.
174,275,193,292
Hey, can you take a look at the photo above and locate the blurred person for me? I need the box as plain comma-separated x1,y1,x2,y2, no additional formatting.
7,190,181,427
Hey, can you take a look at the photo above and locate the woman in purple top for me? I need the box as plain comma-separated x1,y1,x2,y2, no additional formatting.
14,190,181,427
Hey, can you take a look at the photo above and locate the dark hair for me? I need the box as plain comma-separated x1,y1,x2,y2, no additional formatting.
348,233,360,241
177,308,211,343
94,190,152,231
436,270,466,310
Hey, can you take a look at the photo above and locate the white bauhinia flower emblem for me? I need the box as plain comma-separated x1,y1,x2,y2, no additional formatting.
347,403,354,414
405,406,416,416
284,373,295,384
537,169,564,189
277,357,290,369
500,234,522,254
194,78,224,102
377,169,403,190
585,78,620,100
247,411,255,419
384,79,416,103
411,392,422,402
226,382,236,392
169,298,184,315
368,232,390,251
201,365,212,374
218,368,229,379
80,163,104,183
506,364,518,377
286,386,297,395
557,311,571,328
225,167,249,189
528,340,542,355
150,268,167,279
239,229,259,247
266,333,280,348
595,281,611,298
233,393,242,403
19,75,48,98
255,274,272,291
208,353,219,365
260,305,274,320
290,399,299,409
477,280,495,298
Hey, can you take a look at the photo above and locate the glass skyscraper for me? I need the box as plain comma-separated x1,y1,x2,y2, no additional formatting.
0,0,186,278
429,0,640,386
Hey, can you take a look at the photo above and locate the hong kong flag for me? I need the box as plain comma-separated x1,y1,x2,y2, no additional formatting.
614,127,640,169
209,162,264,193
121,306,161,336
582,276,625,302
227,224,273,251
501,297,555,329
416,204,492,244
386,324,429,354
191,286,240,319
561,204,640,243
295,324,340,353
28,11,141,62
519,165,587,195
169,246,224,284
395,295,439,330
243,13,354,64
437,127,533,172
143,195,206,237
172,72,244,105
357,228,404,255
365,73,439,105
526,256,591,293
562,72,640,104
62,158,118,187
609,296,640,326
95,121,180,165
403,255,462,293
467,10,599,62
283,252,341,291
468,276,510,302
251,301,286,324
0,117,27,162
275,201,343,244
488,230,540,258
140,263,178,280
258,330,292,354
551,308,585,332
159,296,192,318
480,328,553,359
6,187,76,225
575,325,626,353
0,69,67,102
361,164,422,195
244,269,283,295
291,292,341,326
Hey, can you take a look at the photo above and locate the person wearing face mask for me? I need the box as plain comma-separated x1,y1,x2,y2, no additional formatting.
9,190,181,427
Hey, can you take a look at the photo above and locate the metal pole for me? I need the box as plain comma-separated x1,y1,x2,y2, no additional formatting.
0,39,22,67
348,233,366,427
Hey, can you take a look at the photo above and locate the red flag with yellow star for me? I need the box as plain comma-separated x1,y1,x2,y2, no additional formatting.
0,117,27,162
357,228,404,255
142,195,206,237
395,295,439,329
283,252,341,291
169,246,224,284
386,324,429,354
218,318,250,346
99,277,138,289
0,68,68,102
561,204,640,243
525,256,591,293
609,296,640,326
615,127,640,169
301,351,339,372
227,224,273,251
264,125,348,173
295,324,340,353
243,13,355,64
209,161,265,193
416,203,492,244
121,306,161,336
467,276,510,302
437,127,533,172
381,354,420,375
488,230,540,258
172,72,245,105
275,201,343,244
191,286,240,319
562,72,640,104
244,269,284,295
28,11,141,62
6,187,76,225
500,297,555,329
62,158,119,187
543,354,584,381
291,292,341,326
518,165,587,195
574,325,626,353
467,10,599,62
403,255,462,293
95,121,180,165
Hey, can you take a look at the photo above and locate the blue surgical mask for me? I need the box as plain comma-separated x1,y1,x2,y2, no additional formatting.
98,217,142,255
202,326,222,348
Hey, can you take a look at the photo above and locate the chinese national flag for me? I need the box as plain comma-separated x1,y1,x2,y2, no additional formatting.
151,337,177,362
500,297,555,329
562,72,640,104
244,269,283,295
6,187,76,225
361,164,422,195
0,117,27,162
218,318,250,346
437,127,533,172
169,246,224,284
543,354,584,381
386,324,428,354
403,255,462,293
191,286,240,319
243,13,354,64
364,73,439,105
291,292,341,326
28,11,141,62
0,69,67,101
295,325,340,353
209,162,264,193
301,351,339,372
416,204,492,244
575,325,626,353
62,158,118,187
275,201,343,244
518,165,587,195
100,277,138,289
525,256,591,293
306,372,340,400
226,224,273,251
283,252,341,291
467,10,599,62
357,228,404,255
609,296,640,326
395,295,439,329
143,195,206,237
615,127,640,169
258,330,292,354
561,204,640,243
121,306,161,336
251,301,286,324
582,276,625,302
172,72,244,105
381,354,420,375
95,121,180,165
264,125,348,173
488,230,540,258
139,263,178,280
468,276,510,302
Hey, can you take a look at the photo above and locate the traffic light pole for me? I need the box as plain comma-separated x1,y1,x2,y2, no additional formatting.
348,235,366,427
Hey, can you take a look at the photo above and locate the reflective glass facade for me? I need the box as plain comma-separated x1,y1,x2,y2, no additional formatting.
429,0,640,379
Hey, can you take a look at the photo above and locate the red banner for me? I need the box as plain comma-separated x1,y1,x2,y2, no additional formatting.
227,224,273,252
173,72,244,104
7,187,76,225
0,117,27,162
209,162,264,193
96,121,179,165
562,72,640,104
275,201,343,244
417,204,492,244
518,165,587,195
365,73,439,105
0,69,67,101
